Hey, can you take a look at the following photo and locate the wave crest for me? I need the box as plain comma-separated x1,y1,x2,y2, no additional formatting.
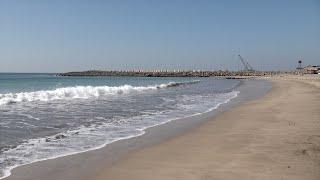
0,80,199,106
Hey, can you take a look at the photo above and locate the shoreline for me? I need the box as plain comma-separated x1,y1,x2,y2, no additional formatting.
92,77,319,179
3,79,272,180
0,78,230,178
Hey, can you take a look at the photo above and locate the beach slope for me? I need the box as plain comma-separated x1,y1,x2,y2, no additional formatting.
93,79,320,180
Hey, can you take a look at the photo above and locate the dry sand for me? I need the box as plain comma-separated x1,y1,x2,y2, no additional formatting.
92,77,320,180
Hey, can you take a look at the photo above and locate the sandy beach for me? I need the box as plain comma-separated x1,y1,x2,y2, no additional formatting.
3,77,320,180
89,77,320,180
2,1,319,179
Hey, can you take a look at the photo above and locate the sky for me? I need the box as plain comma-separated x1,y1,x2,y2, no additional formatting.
0,0,319,73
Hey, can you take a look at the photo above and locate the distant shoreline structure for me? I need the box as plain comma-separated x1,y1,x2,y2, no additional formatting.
57,70,295,77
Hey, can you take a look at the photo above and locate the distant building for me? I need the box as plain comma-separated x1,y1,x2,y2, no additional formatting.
303,65,320,74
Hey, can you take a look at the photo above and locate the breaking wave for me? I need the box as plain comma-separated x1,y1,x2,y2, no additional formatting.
0,90,239,179
0,80,199,106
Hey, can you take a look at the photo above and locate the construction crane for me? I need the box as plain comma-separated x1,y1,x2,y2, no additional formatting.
238,55,254,72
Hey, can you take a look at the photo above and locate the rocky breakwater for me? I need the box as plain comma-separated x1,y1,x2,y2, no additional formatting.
57,70,276,77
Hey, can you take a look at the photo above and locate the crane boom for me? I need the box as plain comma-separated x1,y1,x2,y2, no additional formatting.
238,55,254,71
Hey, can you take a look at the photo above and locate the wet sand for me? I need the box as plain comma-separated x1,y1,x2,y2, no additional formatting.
92,78,320,180
4,79,271,180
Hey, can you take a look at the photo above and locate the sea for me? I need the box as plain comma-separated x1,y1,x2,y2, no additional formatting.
0,73,241,179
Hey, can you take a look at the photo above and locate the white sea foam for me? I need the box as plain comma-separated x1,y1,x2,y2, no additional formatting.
0,90,239,179
0,81,198,106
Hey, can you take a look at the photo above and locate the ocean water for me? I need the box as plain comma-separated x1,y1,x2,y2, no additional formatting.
0,73,240,179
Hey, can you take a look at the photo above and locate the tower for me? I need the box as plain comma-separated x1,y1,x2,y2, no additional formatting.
297,60,302,70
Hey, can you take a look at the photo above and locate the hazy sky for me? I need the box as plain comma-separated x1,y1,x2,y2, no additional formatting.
0,0,319,73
